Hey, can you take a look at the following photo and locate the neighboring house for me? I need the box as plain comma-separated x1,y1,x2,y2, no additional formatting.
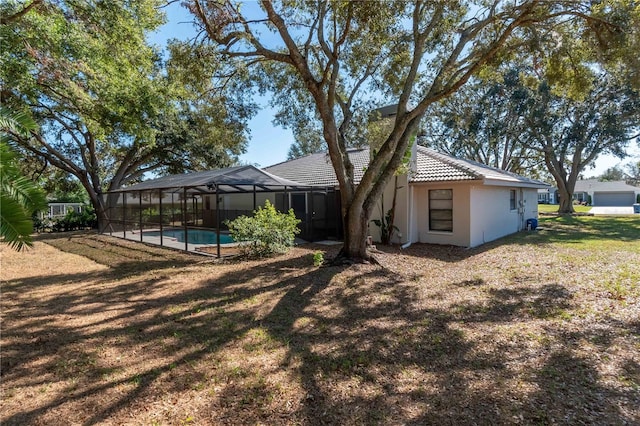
573,180,640,206
537,187,557,204
39,202,84,219
266,146,548,248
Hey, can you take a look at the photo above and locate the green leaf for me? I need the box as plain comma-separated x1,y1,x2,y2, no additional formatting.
0,140,47,251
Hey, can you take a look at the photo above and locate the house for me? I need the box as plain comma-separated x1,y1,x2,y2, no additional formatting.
103,146,548,254
266,146,548,248
539,180,640,206
573,180,640,206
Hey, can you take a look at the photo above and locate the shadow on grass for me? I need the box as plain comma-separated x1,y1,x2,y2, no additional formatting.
2,248,331,424
2,234,638,424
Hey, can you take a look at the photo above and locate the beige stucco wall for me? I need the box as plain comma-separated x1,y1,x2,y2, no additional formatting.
409,182,540,248
523,188,540,224
413,182,472,247
469,185,539,247
369,174,410,244
206,193,275,211
469,185,518,247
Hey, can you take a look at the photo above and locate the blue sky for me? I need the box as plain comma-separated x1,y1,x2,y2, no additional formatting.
150,2,638,175
149,2,293,168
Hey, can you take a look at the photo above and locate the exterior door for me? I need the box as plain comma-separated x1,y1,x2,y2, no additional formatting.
290,193,309,239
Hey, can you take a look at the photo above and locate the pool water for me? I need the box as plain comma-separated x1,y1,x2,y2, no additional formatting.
144,229,234,244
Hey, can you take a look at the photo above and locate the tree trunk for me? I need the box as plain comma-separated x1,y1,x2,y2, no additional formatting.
386,175,399,245
87,189,110,232
554,172,577,214
337,197,371,262
557,187,575,214
543,151,576,215
76,173,111,232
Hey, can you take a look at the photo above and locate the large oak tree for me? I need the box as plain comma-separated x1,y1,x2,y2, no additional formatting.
420,69,543,177
522,75,639,213
0,0,251,229
421,67,639,214
189,0,620,260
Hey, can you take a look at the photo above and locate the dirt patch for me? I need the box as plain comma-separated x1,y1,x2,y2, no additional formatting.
1,227,638,425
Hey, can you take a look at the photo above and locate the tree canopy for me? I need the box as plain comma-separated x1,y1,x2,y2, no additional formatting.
0,0,252,227
420,69,543,178
598,166,627,182
422,65,639,212
522,73,638,212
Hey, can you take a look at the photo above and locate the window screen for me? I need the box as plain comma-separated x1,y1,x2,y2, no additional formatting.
429,189,453,232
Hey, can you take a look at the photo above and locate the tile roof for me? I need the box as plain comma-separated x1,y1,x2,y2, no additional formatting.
264,148,370,186
412,147,478,182
264,146,548,188
413,146,548,187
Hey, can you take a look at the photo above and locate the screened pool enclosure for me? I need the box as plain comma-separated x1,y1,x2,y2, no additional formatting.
102,165,343,257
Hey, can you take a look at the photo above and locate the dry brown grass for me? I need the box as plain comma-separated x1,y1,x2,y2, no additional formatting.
1,220,639,425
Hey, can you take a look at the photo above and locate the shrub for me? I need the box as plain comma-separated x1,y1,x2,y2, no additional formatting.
371,208,399,245
312,251,324,267
51,206,97,232
32,215,48,233
226,200,300,258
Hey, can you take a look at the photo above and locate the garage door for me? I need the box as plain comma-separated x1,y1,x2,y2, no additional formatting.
593,192,635,206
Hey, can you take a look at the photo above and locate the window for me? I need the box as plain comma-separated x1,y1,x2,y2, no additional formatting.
510,190,517,210
429,189,453,232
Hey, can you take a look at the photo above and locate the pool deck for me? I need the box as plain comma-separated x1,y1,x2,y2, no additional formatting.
106,230,238,257
104,229,316,257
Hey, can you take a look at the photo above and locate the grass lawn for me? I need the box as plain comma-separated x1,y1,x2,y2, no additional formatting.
1,216,639,425
537,203,593,214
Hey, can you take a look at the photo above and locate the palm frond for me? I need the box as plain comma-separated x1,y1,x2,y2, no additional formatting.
0,193,35,251
1,173,48,212
0,106,38,137
0,139,47,251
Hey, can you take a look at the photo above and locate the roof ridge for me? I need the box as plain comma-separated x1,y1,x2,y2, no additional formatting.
257,167,306,186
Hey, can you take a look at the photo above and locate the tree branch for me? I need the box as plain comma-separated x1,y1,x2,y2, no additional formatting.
0,0,42,24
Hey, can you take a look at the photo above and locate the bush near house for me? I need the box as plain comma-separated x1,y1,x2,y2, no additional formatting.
226,200,300,258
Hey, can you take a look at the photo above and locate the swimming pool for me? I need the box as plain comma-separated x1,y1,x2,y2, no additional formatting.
144,229,234,244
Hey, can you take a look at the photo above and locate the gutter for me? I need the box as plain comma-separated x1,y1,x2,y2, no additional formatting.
401,185,414,250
